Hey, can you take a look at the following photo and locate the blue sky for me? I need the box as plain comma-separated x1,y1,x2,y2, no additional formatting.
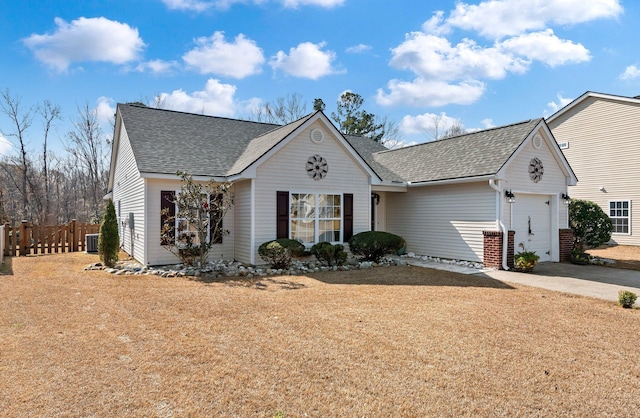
1,0,638,156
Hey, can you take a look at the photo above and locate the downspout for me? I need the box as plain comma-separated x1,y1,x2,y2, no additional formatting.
488,179,510,270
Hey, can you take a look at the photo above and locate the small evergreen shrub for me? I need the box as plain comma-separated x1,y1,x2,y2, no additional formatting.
98,199,119,267
310,242,347,266
569,199,613,252
272,238,308,258
618,290,637,309
258,240,292,269
348,231,405,263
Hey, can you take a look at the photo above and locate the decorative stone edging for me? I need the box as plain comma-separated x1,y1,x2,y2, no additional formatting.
85,256,410,278
401,252,485,270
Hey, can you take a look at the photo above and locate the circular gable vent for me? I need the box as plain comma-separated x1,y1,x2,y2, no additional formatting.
310,128,325,144
532,134,543,150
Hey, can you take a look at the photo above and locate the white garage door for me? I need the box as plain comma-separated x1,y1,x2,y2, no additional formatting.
512,194,552,262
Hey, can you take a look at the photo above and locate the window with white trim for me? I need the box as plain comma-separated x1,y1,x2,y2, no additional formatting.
290,193,341,244
609,200,631,234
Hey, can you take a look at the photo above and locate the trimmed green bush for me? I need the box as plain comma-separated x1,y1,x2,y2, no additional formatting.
348,231,405,263
569,199,612,252
310,242,347,266
258,239,307,269
618,290,637,309
98,199,119,267
272,238,308,258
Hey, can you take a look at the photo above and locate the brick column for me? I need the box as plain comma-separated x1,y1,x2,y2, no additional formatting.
559,229,574,262
483,230,515,270
507,230,515,269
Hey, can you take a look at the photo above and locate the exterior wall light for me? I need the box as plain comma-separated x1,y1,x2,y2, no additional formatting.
505,190,516,204
561,193,571,205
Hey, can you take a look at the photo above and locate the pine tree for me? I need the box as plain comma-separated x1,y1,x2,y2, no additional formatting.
98,199,119,267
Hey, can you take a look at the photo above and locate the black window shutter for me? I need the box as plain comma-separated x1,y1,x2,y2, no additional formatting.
160,191,175,245
343,193,353,242
276,191,289,239
210,193,223,244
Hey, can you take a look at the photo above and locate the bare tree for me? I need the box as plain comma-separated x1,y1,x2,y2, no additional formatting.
0,89,34,219
37,100,62,223
66,102,109,222
423,113,466,141
442,120,466,139
250,93,308,124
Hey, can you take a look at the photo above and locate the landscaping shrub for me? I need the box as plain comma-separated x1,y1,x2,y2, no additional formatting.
618,290,637,309
258,239,306,269
272,238,308,258
98,199,119,267
348,231,405,262
310,242,347,266
569,199,612,253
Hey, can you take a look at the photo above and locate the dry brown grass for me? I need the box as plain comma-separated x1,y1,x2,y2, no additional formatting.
588,245,640,271
1,253,639,417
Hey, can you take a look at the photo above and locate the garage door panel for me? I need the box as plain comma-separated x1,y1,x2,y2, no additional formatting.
512,194,552,262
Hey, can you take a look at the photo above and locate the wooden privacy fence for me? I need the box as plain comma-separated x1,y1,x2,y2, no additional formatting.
3,220,99,257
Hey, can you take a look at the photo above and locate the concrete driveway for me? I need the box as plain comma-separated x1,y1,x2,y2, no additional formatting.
480,262,640,303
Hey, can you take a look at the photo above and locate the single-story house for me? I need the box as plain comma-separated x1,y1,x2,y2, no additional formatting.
107,103,577,268
547,91,640,246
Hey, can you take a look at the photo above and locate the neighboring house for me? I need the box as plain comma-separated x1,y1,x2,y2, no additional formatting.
547,92,640,246
107,104,576,269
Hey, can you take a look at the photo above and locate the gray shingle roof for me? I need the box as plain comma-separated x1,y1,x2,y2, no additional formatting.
373,119,542,183
118,103,541,184
119,103,281,177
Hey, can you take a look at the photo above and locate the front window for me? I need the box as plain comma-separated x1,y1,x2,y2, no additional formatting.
609,200,631,234
290,193,341,244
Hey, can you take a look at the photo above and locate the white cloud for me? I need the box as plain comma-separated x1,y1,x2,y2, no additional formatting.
620,64,640,80
155,79,240,117
22,17,145,71
95,97,116,125
0,134,12,156
500,29,590,66
161,0,343,11
135,59,180,74
399,112,461,135
480,118,495,129
389,33,528,81
281,0,344,8
544,93,574,116
162,0,214,11
345,44,372,54
444,0,623,39
183,32,264,78
376,78,486,107
269,42,340,79
378,0,619,109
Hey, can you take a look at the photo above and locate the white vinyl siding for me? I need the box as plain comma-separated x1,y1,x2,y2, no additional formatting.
146,179,235,266
502,129,570,230
549,96,640,245
385,182,496,262
253,121,370,264
233,180,252,263
111,125,145,263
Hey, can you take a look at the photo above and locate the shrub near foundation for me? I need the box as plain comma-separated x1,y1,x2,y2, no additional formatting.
258,239,307,269
310,242,347,266
348,231,405,263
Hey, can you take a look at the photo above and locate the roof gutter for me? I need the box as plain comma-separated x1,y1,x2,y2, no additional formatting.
488,179,510,271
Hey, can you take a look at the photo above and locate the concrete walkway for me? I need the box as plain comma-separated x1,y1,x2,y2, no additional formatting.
404,257,640,303
480,262,640,303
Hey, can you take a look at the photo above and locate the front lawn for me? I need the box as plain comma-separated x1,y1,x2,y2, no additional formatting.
1,253,638,416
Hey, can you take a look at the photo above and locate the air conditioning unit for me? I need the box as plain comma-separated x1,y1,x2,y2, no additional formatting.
86,234,99,253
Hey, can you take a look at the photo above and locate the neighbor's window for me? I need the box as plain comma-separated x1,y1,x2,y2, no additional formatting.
609,200,631,234
290,193,341,244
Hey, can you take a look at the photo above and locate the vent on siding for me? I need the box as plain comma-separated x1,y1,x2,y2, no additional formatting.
86,234,99,253
558,141,569,149
532,134,542,149
310,128,325,144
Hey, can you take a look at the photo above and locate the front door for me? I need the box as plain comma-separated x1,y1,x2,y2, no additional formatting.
512,194,552,262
